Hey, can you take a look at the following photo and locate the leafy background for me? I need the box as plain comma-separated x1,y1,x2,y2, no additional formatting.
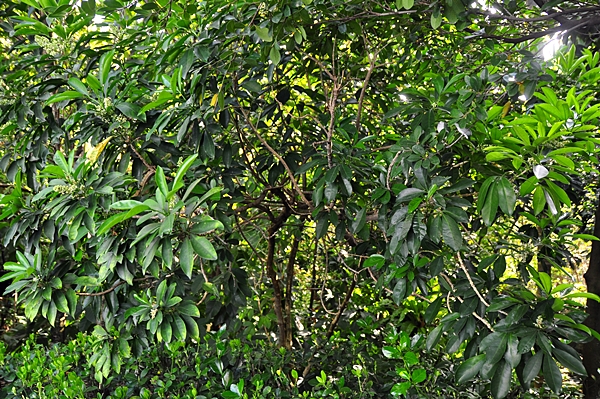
1,0,600,398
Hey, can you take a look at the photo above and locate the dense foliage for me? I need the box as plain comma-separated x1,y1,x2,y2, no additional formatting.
2,0,600,397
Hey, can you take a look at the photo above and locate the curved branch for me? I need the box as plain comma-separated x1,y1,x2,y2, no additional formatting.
236,106,314,211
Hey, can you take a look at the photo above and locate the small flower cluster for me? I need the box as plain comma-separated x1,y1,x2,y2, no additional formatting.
94,97,115,120
110,114,131,138
52,183,81,195
35,35,72,58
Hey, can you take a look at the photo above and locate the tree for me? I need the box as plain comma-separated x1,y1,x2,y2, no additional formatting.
1,0,600,397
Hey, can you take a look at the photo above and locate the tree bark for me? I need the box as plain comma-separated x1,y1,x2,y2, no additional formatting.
265,205,291,347
583,193,600,399
283,235,301,349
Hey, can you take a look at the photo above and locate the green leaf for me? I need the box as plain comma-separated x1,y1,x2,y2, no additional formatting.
496,177,516,216
116,102,144,121
455,354,486,384
155,167,169,198
171,154,198,194
156,280,167,304
572,234,600,241
553,348,586,375
46,91,84,105
402,0,414,9
242,80,262,93
172,314,187,341
191,216,224,234
188,236,217,260
197,186,222,205
411,368,426,383
351,208,366,233
482,332,508,365
481,182,499,226
392,278,407,305
364,254,385,268
97,213,127,235
255,27,272,42
490,360,512,399
53,290,69,314
180,238,194,279
179,301,200,317
397,187,425,203
523,351,542,386
477,177,495,212
269,45,281,65
431,7,442,29
124,306,147,320
99,50,115,87
537,272,552,295
68,77,89,96
66,288,77,315
426,325,443,351
441,213,462,250
110,200,147,210
564,292,600,302
533,186,546,215
504,334,521,368
81,0,96,15
160,320,172,343
424,296,443,324
543,354,562,394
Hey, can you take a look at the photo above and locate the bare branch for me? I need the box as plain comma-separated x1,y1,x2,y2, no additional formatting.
236,106,314,211
474,7,600,23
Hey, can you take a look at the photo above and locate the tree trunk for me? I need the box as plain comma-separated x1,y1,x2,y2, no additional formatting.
583,193,600,399
283,235,301,350
265,206,291,348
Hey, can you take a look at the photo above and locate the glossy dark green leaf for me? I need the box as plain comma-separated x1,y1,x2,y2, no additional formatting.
553,348,586,375
392,278,407,305
483,332,508,365
477,177,495,212
68,77,89,96
504,334,521,368
191,236,218,260
53,291,69,314
490,360,512,399
496,177,516,216
426,325,443,351
456,353,486,384
179,238,193,279
116,102,144,121
424,297,443,324
543,354,562,393
481,182,499,226
397,187,425,203
441,213,462,250
99,50,115,87
532,186,546,215
46,91,84,106
155,167,169,198
523,351,543,386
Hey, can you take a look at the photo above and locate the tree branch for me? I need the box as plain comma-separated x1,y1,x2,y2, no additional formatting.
474,7,600,23
236,106,314,211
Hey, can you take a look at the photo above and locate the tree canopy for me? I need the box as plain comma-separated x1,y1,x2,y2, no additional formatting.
2,0,600,398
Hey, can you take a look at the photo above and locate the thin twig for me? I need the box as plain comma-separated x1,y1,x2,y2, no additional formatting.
237,107,313,211
440,272,494,331
78,280,126,297
355,42,380,133
457,253,490,307
474,7,600,23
